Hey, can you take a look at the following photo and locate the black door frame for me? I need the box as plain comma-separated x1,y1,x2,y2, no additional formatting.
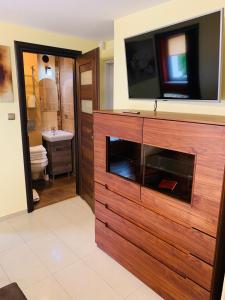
14,41,81,213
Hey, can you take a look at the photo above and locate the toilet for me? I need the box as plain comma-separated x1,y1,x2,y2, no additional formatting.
30,145,48,180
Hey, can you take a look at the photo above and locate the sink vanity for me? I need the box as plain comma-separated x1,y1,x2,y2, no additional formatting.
42,130,74,179
42,130,74,142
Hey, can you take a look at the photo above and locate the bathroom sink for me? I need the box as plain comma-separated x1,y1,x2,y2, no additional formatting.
42,130,74,142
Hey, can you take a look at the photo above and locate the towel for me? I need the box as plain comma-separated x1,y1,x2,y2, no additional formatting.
31,158,48,164
30,145,47,154
30,153,47,160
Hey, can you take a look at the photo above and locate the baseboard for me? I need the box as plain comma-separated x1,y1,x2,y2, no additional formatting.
0,209,27,222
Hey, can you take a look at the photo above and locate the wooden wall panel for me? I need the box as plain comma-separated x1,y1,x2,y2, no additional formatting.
80,113,94,208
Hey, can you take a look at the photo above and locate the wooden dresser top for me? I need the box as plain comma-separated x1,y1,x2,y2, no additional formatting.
94,110,225,127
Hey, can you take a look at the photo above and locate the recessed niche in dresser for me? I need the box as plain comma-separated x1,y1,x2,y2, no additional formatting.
106,136,142,183
143,145,195,203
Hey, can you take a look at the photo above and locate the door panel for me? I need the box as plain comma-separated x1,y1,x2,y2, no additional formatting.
76,48,99,210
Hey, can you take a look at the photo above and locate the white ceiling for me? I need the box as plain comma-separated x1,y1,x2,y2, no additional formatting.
0,0,170,41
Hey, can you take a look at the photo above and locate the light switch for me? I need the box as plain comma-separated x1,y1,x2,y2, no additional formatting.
8,113,15,120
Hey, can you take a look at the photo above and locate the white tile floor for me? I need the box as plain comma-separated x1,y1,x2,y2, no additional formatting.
0,197,162,300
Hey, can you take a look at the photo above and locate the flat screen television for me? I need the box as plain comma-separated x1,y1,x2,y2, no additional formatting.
125,10,223,101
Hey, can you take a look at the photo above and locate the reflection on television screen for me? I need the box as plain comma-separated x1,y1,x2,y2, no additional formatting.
167,34,188,83
125,11,222,100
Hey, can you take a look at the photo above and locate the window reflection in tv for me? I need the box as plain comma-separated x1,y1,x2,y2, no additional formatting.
106,137,141,183
143,145,195,203
125,11,221,100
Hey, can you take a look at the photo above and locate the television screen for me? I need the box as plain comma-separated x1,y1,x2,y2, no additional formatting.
125,10,223,101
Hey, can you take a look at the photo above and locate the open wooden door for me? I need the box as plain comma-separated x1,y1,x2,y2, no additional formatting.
76,48,99,211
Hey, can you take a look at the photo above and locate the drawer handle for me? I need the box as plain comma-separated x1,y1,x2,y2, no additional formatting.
104,203,108,209
105,222,108,228
105,184,109,190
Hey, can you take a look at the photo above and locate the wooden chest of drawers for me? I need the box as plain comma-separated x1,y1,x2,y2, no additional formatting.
94,110,225,300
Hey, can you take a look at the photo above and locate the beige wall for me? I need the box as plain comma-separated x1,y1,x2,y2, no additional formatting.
59,57,75,133
114,0,225,114
100,40,114,109
0,21,97,218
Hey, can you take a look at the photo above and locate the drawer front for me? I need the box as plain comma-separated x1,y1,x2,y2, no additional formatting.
51,145,71,152
95,173,140,203
96,219,210,300
94,113,142,202
141,187,217,237
96,201,212,290
51,150,72,163
95,183,216,265
51,162,72,174
48,140,71,148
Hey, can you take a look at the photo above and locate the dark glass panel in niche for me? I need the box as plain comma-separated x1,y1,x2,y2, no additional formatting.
143,145,195,203
106,137,141,183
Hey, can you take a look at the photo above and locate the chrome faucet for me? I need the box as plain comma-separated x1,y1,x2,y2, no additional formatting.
51,126,56,135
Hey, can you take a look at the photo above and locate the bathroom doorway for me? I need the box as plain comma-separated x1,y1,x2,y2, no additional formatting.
15,42,99,212
24,53,77,209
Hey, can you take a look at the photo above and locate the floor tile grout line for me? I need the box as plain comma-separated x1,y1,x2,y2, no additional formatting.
79,246,144,299
0,263,12,286
123,285,143,300
0,244,50,292
80,255,127,299
52,259,123,300
24,232,82,277
24,275,73,300
52,261,82,300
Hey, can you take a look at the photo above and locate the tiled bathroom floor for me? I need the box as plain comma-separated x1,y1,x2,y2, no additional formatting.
0,197,162,300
